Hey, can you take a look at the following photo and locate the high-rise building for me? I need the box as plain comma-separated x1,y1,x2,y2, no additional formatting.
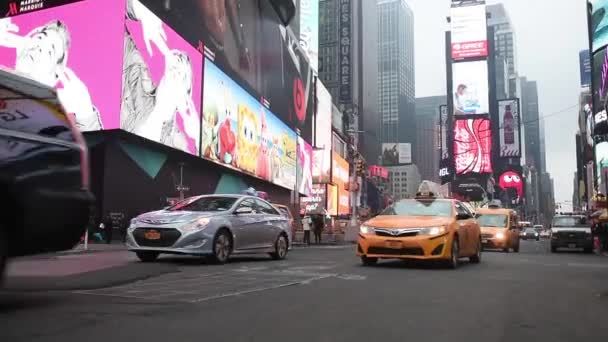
377,0,415,157
415,96,445,182
386,165,422,200
487,3,518,98
520,77,542,173
318,0,380,163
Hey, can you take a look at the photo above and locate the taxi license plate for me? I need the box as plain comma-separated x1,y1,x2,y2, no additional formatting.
144,230,161,240
568,243,576,249
386,241,402,249
481,239,488,244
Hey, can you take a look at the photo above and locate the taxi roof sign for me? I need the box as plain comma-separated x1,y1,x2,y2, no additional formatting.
415,181,441,199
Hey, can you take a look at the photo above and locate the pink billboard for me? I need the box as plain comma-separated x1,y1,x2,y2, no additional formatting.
121,0,203,156
0,0,124,131
453,118,492,175
297,136,313,196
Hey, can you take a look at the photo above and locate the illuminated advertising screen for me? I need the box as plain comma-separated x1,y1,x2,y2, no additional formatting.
121,0,203,155
498,171,523,200
452,60,489,115
593,47,608,134
202,59,297,190
312,148,331,183
580,50,592,88
450,3,488,59
498,99,521,158
315,80,332,177
596,141,608,188
300,184,326,215
332,152,350,215
327,184,338,217
440,104,449,160
369,165,389,179
136,0,314,141
297,136,313,196
299,0,319,71
381,143,412,165
454,119,492,175
0,0,124,132
592,0,608,53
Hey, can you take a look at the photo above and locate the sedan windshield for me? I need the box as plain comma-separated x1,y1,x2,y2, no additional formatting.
477,214,508,228
525,228,537,233
552,217,589,227
382,200,452,217
168,196,237,212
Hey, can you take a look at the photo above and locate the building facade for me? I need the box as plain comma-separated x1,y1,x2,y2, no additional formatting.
377,0,415,157
415,96,445,182
386,165,422,200
487,3,518,98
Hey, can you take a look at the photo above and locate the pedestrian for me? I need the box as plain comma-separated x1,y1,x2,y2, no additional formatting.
313,215,324,245
302,215,312,246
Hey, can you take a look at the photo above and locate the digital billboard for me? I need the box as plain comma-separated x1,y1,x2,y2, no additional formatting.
332,152,350,215
592,0,608,53
369,165,389,179
596,141,608,188
315,79,332,178
137,0,315,141
498,171,523,200
580,49,592,88
454,118,492,175
327,184,338,217
439,104,449,160
450,3,488,59
312,148,331,184
452,60,489,115
299,0,319,71
593,46,608,134
300,184,326,215
202,59,297,191
0,0,124,131
121,0,203,155
498,99,521,158
381,143,412,165
297,136,313,196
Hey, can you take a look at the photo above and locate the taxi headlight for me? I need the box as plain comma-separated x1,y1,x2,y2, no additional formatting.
360,224,373,234
495,232,505,239
419,226,446,236
182,218,211,232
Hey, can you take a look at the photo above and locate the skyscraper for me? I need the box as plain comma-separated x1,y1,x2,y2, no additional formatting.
318,0,379,163
377,0,415,157
415,96,446,182
487,3,518,98
520,77,542,173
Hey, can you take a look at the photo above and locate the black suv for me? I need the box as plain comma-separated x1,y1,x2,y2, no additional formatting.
0,69,93,281
550,215,593,253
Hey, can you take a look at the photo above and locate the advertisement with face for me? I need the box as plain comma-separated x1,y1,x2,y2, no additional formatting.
592,0,608,53
327,184,338,217
332,152,350,215
381,143,412,165
450,3,488,59
0,0,124,131
297,136,313,196
312,148,331,183
299,0,318,71
452,60,489,115
300,184,326,215
498,99,521,158
454,118,492,175
203,59,297,190
121,0,202,155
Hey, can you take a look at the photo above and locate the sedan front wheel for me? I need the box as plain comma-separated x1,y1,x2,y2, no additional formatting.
270,234,288,260
213,231,232,264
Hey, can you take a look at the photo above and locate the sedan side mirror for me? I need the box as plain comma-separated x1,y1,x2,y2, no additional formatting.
235,207,253,215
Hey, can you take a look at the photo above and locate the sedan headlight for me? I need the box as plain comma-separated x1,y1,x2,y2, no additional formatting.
535,233,539,236
360,224,373,234
418,226,447,236
495,232,505,239
182,218,211,232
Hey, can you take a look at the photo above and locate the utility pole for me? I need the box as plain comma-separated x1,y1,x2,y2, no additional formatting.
176,162,189,200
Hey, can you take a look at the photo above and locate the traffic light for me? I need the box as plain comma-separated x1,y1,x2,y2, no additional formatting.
356,159,364,175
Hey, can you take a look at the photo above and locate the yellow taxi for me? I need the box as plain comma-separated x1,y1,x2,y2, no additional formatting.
476,206,520,252
357,182,482,268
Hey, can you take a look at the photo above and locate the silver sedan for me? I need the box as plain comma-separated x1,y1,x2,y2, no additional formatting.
126,195,291,263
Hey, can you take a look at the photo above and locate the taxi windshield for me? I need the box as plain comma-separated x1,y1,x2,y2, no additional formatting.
382,200,452,217
476,214,508,228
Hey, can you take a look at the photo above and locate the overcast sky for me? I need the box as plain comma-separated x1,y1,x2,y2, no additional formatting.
406,0,588,204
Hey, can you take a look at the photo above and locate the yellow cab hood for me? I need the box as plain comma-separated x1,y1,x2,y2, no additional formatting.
365,215,451,228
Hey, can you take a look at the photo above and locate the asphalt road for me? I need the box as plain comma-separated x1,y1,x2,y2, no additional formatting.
2,240,608,342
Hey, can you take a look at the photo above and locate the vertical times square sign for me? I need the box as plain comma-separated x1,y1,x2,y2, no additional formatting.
339,0,351,103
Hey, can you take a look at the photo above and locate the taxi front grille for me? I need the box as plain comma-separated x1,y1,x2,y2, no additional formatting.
481,233,494,239
374,228,420,237
368,247,424,256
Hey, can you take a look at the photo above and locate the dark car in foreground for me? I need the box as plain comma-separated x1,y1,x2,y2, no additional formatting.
126,194,291,263
0,69,93,281
550,215,593,253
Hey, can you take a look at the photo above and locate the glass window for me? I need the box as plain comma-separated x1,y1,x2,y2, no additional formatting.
256,199,279,215
238,199,257,213
477,214,508,228
382,200,453,217
169,196,238,212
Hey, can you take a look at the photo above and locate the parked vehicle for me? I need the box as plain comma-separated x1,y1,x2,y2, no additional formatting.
0,69,93,282
126,194,291,263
